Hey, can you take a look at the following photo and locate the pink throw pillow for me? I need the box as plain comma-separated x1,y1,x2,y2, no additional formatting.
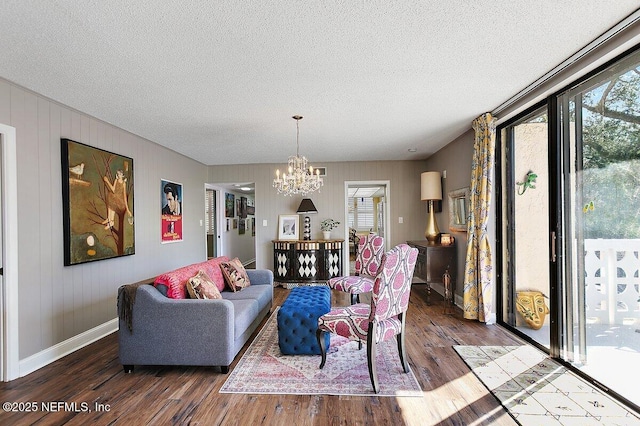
154,256,230,299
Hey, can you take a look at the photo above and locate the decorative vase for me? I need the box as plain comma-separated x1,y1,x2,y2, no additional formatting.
322,231,331,240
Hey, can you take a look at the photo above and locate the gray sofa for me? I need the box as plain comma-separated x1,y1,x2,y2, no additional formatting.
118,268,273,373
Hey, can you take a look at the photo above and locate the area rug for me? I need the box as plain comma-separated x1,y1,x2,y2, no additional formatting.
220,308,422,396
454,345,640,425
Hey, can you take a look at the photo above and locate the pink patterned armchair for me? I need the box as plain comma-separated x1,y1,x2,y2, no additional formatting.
327,234,384,305
316,244,418,393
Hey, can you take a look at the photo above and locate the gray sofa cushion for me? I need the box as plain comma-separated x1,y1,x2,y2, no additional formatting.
231,299,259,340
222,285,272,313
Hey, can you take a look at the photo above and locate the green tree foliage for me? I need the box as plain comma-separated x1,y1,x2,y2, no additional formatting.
580,64,640,238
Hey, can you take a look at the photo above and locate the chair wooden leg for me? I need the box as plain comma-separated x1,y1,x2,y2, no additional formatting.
397,313,409,373
351,293,364,350
396,333,409,373
367,324,379,393
316,329,327,369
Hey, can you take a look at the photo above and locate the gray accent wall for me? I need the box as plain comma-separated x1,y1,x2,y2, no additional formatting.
208,160,428,271
0,78,208,360
424,129,475,302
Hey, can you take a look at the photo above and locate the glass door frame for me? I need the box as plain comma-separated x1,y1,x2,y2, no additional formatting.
496,45,640,413
495,100,560,357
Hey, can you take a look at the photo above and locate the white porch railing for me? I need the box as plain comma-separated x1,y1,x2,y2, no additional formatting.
584,239,640,326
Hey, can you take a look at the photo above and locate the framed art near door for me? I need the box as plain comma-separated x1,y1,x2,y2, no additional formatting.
61,138,135,266
161,179,183,243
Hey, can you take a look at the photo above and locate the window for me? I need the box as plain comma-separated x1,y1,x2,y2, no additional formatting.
205,189,215,234
349,197,374,231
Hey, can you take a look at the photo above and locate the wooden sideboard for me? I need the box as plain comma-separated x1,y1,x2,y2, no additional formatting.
273,239,344,283
407,240,457,304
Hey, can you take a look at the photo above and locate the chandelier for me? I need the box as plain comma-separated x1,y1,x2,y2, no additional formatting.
273,115,323,196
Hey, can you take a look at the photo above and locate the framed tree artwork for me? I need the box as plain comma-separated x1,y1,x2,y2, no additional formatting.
61,138,135,266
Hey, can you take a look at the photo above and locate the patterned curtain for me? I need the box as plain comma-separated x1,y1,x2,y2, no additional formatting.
463,112,496,322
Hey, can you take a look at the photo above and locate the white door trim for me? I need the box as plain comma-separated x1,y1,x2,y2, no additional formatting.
0,123,19,381
206,184,225,257
343,180,391,271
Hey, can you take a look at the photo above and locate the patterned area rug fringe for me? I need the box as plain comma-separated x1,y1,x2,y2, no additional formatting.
221,308,422,397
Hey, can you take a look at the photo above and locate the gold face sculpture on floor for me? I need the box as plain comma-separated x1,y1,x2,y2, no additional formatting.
516,291,549,330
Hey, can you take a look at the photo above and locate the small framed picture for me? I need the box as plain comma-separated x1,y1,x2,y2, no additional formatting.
278,214,299,240
225,193,235,217
440,234,454,246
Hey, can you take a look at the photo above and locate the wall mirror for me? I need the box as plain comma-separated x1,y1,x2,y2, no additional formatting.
448,187,470,232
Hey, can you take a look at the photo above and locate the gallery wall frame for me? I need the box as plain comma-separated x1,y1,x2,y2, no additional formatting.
61,138,135,265
225,193,234,217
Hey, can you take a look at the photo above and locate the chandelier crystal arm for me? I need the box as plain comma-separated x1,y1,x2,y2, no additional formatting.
273,115,323,196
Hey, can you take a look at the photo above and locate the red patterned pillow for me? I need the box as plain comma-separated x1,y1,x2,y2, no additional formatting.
220,258,251,292
154,266,193,299
204,257,229,291
154,256,230,299
186,270,222,299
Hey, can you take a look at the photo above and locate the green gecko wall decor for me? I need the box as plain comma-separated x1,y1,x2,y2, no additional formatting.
516,171,537,195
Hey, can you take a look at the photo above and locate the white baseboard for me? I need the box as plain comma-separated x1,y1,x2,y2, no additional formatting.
19,318,118,378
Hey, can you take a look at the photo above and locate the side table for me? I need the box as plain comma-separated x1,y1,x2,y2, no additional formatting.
407,240,457,308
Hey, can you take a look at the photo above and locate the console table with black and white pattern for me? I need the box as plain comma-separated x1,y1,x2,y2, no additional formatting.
272,239,344,284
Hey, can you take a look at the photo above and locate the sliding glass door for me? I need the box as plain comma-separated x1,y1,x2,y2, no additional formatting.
498,47,640,410
557,50,640,408
498,106,551,349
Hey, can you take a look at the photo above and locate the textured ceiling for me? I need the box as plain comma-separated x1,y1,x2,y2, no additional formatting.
1,1,639,165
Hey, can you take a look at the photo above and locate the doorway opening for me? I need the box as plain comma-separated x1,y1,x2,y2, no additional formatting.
208,183,256,267
205,188,217,259
0,123,18,382
344,181,390,274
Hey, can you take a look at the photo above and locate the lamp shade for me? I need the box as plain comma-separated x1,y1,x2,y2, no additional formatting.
296,198,318,214
421,172,442,201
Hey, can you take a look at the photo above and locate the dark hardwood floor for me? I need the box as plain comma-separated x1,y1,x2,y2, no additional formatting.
0,285,522,425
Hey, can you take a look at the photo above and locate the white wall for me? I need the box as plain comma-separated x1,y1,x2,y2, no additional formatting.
0,78,208,363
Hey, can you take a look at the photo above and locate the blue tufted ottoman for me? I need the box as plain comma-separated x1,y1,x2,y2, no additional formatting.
277,286,331,355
